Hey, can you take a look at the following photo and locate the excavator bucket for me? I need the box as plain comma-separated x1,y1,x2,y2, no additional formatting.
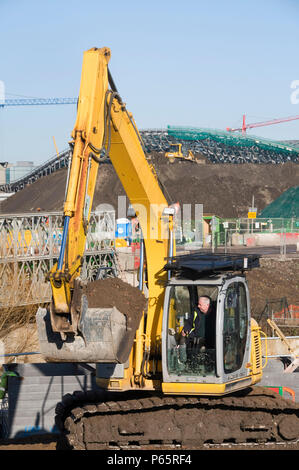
36,292,141,363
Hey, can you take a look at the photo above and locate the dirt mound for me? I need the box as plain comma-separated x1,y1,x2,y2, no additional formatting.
0,169,67,213
246,258,299,330
259,185,299,218
82,277,146,330
1,155,299,218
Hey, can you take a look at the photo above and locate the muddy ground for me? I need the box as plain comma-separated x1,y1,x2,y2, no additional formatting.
0,437,298,451
1,154,299,218
246,257,299,334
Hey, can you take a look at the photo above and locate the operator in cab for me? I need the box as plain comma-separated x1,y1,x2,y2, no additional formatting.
181,296,216,362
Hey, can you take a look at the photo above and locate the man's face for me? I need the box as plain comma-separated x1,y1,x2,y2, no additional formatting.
198,298,210,314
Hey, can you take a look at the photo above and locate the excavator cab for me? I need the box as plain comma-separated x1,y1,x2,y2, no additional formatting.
163,276,249,382
161,253,262,395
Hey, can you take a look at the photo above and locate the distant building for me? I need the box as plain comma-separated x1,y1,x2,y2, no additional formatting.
0,191,14,203
0,162,8,185
5,161,37,184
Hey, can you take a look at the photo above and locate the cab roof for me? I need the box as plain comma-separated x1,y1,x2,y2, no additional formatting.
164,252,260,280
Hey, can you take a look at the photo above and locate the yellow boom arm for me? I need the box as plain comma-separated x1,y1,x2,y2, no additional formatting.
49,47,175,350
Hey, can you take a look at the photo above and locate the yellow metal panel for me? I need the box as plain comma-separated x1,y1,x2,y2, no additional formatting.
109,100,175,348
50,48,111,314
115,239,128,247
162,378,254,396
251,318,263,375
49,47,175,369
64,47,110,271
162,382,227,395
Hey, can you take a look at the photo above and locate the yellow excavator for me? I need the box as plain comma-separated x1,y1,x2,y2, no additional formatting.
165,143,197,163
36,47,299,449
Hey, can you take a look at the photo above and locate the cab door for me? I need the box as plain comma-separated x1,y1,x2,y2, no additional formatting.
218,278,251,381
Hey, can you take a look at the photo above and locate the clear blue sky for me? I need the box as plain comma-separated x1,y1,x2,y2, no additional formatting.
0,0,298,165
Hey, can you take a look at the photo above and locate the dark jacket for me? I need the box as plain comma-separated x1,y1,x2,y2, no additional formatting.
183,304,216,349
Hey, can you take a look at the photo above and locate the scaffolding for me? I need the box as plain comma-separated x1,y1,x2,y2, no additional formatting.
0,210,117,307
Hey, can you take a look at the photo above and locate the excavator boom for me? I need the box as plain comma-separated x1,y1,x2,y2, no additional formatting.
49,47,111,318
37,47,175,362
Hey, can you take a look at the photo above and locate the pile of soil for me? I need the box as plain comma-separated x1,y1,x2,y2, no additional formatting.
0,169,67,213
246,258,299,332
79,277,146,363
82,277,146,330
1,154,299,218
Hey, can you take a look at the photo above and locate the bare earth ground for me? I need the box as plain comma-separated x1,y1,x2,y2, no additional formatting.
246,257,299,334
0,441,299,451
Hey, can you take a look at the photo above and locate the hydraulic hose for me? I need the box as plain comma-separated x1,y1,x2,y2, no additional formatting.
57,215,70,270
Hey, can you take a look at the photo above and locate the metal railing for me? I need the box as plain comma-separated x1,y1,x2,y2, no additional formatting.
217,227,296,259
220,217,299,234
0,210,117,307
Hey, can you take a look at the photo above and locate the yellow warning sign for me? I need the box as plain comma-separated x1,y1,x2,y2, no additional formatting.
248,212,256,219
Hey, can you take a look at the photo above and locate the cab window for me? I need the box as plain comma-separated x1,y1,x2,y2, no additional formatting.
166,285,216,377
223,282,248,374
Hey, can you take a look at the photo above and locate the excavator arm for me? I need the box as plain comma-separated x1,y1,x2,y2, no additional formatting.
49,47,111,321
39,47,176,360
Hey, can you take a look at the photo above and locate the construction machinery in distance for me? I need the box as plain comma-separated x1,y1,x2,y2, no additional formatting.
35,47,299,449
165,143,198,163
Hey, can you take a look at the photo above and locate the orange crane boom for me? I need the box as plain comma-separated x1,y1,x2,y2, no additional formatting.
227,114,299,134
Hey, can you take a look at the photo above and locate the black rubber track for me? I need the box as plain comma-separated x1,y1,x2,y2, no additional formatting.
54,386,299,450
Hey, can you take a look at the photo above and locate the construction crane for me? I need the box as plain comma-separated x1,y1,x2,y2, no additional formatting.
0,97,77,108
227,114,299,134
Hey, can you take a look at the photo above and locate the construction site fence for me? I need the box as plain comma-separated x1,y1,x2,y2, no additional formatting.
174,217,298,246
202,228,296,258
220,217,299,234
260,298,299,329
0,210,118,308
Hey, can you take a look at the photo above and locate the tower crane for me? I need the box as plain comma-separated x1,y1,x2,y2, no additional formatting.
0,97,77,107
227,114,299,134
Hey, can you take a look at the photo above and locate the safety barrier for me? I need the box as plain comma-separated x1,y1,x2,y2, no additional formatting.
266,386,296,402
273,304,299,320
0,210,117,307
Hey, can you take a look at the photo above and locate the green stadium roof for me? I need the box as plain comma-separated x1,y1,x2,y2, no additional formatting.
167,126,299,156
